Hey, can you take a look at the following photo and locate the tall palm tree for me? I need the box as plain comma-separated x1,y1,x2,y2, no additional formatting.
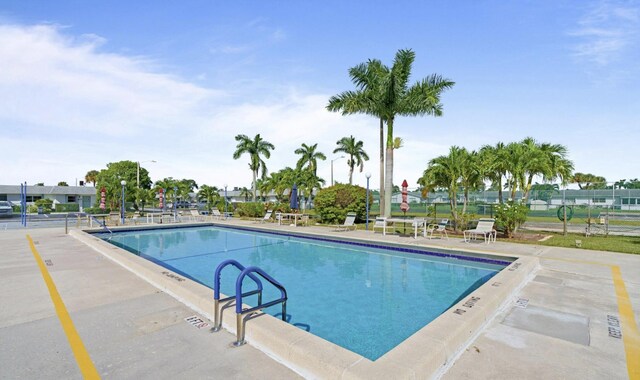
330,49,454,217
233,134,275,202
333,135,370,184
295,143,326,177
328,59,388,215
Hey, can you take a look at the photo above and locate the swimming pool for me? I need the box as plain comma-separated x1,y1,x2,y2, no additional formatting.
98,225,511,360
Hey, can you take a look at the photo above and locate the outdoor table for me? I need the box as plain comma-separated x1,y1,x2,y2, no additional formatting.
276,212,307,227
383,218,424,238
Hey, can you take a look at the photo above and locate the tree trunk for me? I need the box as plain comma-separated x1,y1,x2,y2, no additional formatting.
497,177,503,204
252,170,257,202
379,118,385,217
522,174,534,202
384,146,393,217
349,164,354,185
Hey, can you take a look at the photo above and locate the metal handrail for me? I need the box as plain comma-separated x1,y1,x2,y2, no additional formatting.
211,259,263,332
233,266,287,346
90,215,113,238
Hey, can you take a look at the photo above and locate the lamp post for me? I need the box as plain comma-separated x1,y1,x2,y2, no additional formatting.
173,186,178,219
120,180,126,225
365,172,371,230
331,156,345,186
224,184,228,216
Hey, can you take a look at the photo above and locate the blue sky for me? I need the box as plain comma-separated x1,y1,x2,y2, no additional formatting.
1,1,638,189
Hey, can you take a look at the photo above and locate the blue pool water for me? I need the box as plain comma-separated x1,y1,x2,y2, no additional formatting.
99,226,509,360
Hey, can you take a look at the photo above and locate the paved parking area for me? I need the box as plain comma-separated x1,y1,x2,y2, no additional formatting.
1,222,638,379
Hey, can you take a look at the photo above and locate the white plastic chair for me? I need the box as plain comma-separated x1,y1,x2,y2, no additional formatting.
463,218,496,243
425,219,449,239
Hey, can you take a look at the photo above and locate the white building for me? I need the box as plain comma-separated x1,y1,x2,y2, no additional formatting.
0,185,97,211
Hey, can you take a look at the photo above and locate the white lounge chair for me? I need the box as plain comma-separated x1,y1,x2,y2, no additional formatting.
463,218,496,243
189,209,206,222
425,218,449,239
255,210,273,223
372,217,387,234
211,208,226,220
335,212,357,231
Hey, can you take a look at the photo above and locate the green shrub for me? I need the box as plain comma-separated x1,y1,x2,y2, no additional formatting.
12,205,21,212
27,204,38,213
314,184,369,224
55,203,80,212
235,202,267,218
34,199,53,214
84,207,111,214
495,200,529,238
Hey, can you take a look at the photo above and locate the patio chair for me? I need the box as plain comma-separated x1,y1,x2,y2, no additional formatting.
463,218,496,243
335,212,357,231
425,218,449,239
255,210,273,223
211,208,226,220
372,217,387,234
189,209,206,222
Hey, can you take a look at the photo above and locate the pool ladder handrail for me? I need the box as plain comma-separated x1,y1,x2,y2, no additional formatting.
90,215,113,239
233,266,287,346
211,260,288,347
212,259,264,332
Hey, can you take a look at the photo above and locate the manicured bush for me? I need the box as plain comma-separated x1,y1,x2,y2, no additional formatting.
84,207,111,214
55,203,80,212
314,184,369,224
495,200,529,238
235,202,266,218
34,199,53,214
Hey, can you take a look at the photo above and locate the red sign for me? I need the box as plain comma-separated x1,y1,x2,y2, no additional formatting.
100,187,106,210
159,188,164,209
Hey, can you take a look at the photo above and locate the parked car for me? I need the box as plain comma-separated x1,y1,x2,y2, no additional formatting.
175,201,191,209
0,201,13,217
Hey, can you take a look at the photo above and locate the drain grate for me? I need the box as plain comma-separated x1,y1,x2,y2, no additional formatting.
607,315,622,339
515,298,529,308
185,315,210,329
453,308,466,315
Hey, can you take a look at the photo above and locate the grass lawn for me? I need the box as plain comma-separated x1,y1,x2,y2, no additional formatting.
512,232,640,255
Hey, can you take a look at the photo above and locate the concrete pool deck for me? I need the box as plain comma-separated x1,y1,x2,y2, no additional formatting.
1,221,638,379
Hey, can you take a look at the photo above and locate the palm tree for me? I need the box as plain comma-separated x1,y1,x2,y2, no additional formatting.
478,143,509,204
198,185,220,213
239,187,252,202
328,59,388,215
295,143,326,177
333,135,370,184
84,170,99,186
330,49,454,217
233,134,275,202
418,146,466,230
255,178,269,201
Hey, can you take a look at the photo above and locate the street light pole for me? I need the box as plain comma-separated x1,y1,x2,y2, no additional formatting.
365,172,371,230
120,180,126,225
331,156,345,186
173,186,178,219
224,184,228,216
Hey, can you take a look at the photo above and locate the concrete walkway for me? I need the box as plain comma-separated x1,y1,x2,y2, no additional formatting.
1,222,638,379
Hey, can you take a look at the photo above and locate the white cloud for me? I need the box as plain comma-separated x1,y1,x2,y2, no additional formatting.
569,1,640,66
2,23,423,189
